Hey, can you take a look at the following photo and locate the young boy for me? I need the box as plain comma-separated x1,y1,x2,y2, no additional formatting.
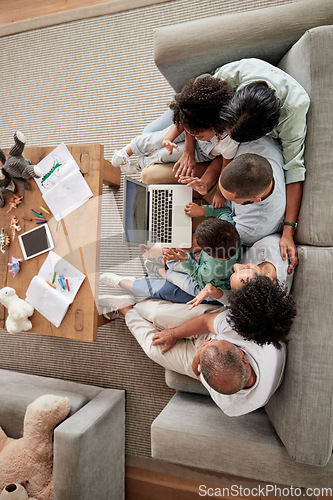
162,211,241,301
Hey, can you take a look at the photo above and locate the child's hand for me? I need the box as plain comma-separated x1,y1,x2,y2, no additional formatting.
162,139,179,155
212,188,227,208
184,202,206,218
179,176,208,195
152,329,178,354
163,248,188,262
186,284,223,310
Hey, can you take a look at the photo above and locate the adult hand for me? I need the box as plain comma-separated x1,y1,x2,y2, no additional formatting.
163,248,188,262
279,232,298,274
184,202,205,218
178,176,208,195
152,329,178,354
212,189,227,208
173,152,197,178
162,139,179,155
186,284,223,310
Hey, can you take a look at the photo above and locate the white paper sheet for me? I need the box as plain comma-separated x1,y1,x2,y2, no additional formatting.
34,143,93,221
25,251,85,327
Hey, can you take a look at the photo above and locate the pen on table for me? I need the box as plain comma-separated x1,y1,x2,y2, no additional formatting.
46,280,56,289
32,209,43,216
22,217,33,221
40,206,50,214
34,213,46,219
66,279,70,292
36,219,46,224
52,272,56,284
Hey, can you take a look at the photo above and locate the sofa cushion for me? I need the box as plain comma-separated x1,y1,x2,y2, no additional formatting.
0,369,102,438
265,245,333,466
278,26,333,246
153,0,333,91
152,392,333,488
165,369,208,396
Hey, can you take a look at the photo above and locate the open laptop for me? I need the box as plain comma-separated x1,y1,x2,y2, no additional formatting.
123,176,192,247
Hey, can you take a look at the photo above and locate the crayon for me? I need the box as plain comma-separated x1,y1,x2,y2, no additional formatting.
40,206,50,214
46,280,56,289
66,279,70,292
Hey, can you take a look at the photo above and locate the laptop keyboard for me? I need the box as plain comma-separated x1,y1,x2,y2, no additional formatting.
150,189,173,243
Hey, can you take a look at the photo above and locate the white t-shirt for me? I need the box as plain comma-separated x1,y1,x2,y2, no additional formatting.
199,311,286,416
229,136,286,246
241,234,293,291
210,131,239,159
217,233,293,306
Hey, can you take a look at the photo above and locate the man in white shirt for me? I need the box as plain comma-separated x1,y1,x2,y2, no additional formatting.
118,302,286,416
219,136,286,246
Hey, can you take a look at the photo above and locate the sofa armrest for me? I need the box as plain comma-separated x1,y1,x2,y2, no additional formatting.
53,388,125,500
153,0,333,90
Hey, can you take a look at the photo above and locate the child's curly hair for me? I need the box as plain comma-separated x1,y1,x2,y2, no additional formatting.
170,76,233,133
227,275,297,349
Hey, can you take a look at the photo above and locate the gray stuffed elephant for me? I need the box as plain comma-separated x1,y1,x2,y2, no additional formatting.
0,132,42,208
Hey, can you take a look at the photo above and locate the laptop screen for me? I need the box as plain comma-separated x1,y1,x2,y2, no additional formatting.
123,177,148,244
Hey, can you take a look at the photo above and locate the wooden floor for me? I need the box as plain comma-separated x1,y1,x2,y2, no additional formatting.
1,0,124,25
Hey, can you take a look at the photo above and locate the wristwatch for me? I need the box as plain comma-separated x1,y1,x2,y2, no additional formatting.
283,221,298,230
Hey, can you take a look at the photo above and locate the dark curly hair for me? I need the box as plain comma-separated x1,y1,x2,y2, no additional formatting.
219,82,281,142
227,275,297,349
170,76,233,133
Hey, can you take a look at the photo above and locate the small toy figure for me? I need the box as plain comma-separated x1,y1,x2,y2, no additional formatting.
10,216,21,240
6,195,23,213
0,228,10,253
0,169,16,209
8,257,23,278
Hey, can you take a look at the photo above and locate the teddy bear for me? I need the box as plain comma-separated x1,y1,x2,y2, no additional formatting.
0,132,42,208
0,287,34,334
0,394,71,500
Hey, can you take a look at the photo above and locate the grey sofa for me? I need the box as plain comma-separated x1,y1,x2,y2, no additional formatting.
0,369,125,500
151,0,333,488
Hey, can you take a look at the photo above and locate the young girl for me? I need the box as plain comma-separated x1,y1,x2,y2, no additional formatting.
111,77,239,207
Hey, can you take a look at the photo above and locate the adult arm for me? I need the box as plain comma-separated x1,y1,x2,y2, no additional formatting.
173,131,197,178
152,311,220,354
280,181,302,273
186,283,224,310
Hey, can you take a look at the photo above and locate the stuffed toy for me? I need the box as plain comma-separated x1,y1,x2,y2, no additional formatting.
0,169,16,208
0,482,30,500
0,394,71,500
0,287,34,334
0,132,42,207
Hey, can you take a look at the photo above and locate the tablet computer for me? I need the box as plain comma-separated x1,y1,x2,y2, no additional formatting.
18,224,54,260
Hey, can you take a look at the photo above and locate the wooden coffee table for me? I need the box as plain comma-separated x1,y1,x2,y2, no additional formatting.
0,143,120,341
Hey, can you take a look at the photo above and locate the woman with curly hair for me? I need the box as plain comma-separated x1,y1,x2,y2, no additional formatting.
111,77,238,207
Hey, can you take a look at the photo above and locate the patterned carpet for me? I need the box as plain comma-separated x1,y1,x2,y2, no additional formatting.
0,0,294,457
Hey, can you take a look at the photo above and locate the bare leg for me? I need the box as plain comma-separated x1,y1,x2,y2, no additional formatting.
118,279,134,291
119,305,133,317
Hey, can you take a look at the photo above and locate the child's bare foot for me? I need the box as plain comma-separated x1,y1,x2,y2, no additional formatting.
139,243,163,260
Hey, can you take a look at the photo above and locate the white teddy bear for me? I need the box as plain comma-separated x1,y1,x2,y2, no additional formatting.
0,287,34,334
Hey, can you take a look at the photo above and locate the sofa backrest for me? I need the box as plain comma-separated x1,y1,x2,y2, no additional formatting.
277,26,333,247
0,369,102,438
153,0,333,91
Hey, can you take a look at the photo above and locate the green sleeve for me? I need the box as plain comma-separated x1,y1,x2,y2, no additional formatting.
204,205,235,226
